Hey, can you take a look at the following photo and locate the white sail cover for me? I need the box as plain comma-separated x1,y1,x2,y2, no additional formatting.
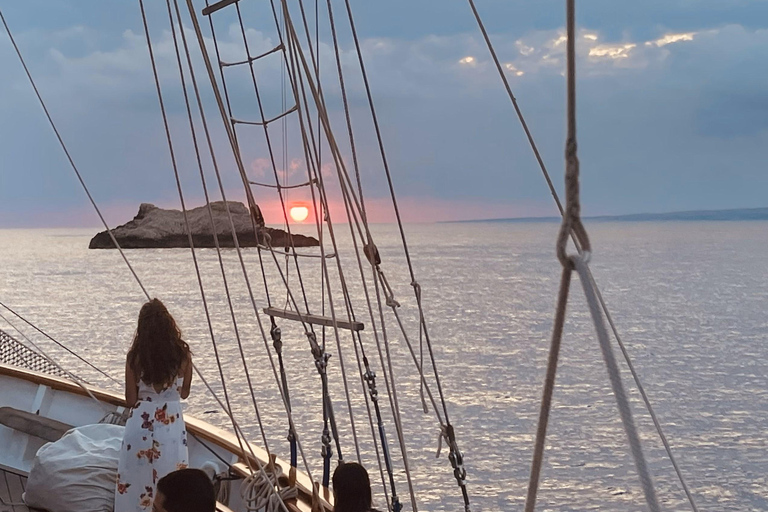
25,424,124,512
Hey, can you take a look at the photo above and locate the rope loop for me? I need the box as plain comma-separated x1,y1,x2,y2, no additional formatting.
556,137,591,267
411,281,422,299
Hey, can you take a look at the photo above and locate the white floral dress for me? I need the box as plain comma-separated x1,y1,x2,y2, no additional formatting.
115,376,188,512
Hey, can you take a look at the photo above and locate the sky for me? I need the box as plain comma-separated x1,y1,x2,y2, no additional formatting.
1,0,767,226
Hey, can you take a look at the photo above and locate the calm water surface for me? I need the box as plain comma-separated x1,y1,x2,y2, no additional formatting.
1,221,767,511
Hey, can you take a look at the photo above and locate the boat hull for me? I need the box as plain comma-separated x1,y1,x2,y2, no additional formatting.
0,363,331,512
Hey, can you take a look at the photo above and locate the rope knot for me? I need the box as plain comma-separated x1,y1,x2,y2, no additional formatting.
556,136,591,266
386,295,401,308
270,324,282,352
363,368,379,400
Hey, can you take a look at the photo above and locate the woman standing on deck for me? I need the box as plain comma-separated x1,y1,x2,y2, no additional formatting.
115,299,192,512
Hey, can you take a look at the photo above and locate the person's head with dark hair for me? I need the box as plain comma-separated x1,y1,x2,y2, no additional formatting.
332,462,375,512
153,468,215,512
128,298,190,388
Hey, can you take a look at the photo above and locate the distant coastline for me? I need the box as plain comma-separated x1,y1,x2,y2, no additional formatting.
446,207,768,224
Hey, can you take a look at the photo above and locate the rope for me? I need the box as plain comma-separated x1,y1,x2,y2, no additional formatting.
192,367,294,512
0,9,149,301
468,0,699,509
574,257,661,512
249,178,316,189
0,300,120,384
139,0,257,478
284,5,467,507
334,3,472,507
523,266,572,512
318,146,395,503
189,0,318,485
0,318,111,414
280,4,367,484
5,12,299,511
312,2,413,500
268,3,402,507
203,0,279,316
280,2,369,474
465,0,564,216
234,0,352,487
166,0,278,460
269,322,299,469
232,2,316,320
329,167,395,508
240,456,299,512
282,12,421,511
555,1,591,267
3,7,261,454
162,4,322,497
588,270,700,511
525,4,659,511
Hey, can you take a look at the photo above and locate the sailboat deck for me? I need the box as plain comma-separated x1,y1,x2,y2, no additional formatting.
0,468,30,512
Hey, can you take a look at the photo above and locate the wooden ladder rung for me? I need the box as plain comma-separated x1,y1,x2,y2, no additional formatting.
202,0,239,16
263,307,364,332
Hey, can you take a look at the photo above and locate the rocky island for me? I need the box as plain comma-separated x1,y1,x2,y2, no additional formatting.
89,202,319,249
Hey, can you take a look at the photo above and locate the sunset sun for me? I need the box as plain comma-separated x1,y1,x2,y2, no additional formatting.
289,205,310,222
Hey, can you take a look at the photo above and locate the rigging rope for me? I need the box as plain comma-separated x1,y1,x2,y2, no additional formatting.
231,0,352,486
467,0,700,509
0,300,120,384
190,0,327,487
5,10,299,510
284,31,342,489
0,10,149,301
281,12,418,511
332,2,472,508
281,2,374,479
138,0,255,477
0,319,112,414
201,2,362,497
524,4,660,511
158,7,337,504
282,3,477,506
165,0,274,459
232,2,315,320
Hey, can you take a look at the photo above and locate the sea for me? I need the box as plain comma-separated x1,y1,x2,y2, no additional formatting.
1,220,767,512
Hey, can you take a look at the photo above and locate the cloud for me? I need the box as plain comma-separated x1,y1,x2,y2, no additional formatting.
1,6,767,226
646,32,697,47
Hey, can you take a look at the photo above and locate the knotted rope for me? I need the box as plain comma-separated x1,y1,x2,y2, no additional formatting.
524,3,661,511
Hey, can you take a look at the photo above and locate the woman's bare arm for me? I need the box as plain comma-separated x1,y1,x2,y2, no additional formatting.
180,352,193,399
125,358,138,406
